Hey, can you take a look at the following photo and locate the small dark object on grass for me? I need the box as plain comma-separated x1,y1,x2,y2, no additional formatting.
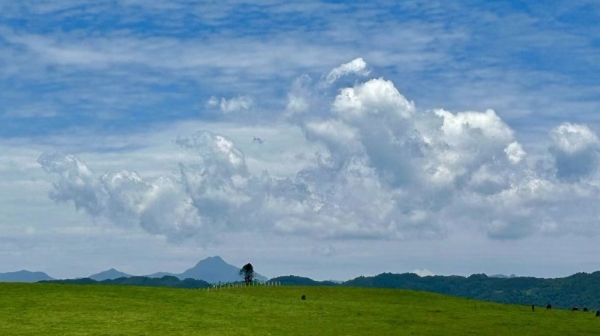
583,307,588,312
595,311,599,317
572,307,579,312
546,304,551,309
531,305,535,311
302,295,306,300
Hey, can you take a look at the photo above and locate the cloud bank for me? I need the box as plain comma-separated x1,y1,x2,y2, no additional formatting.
39,59,600,244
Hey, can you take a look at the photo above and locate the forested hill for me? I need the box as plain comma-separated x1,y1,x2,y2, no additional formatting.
343,272,600,310
42,276,210,289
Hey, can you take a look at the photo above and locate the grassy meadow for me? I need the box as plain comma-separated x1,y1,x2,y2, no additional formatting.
0,283,598,335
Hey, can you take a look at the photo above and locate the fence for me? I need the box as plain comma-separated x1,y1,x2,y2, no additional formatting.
205,280,281,291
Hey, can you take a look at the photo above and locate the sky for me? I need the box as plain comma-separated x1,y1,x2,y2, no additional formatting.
1,0,600,281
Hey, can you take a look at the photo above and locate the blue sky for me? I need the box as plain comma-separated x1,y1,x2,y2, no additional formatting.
1,0,600,280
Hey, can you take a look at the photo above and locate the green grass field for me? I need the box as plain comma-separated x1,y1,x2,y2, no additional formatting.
0,283,598,335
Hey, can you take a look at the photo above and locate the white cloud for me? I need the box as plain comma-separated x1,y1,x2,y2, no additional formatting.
323,57,369,85
38,151,206,243
551,123,599,155
207,96,254,114
333,78,415,121
550,123,599,182
37,59,600,245
504,142,526,164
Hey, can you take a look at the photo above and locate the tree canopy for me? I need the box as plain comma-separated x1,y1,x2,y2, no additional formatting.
239,263,254,285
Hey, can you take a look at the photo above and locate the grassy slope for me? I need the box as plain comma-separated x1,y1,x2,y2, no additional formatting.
0,283,597,335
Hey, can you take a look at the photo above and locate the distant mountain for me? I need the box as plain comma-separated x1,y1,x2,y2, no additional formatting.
489,274,517,279
3,256,266,285
89,268,132,281
179,256,268,284
146,272,177,279
143,256,267,283
270,275,339,286
0,270,54,282
44,275,210,289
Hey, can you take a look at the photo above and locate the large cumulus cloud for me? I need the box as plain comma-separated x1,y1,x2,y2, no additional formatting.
39,59,600,243
38,152,205,243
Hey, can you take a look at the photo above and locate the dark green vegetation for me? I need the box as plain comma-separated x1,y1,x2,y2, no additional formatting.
239,263,255,285
43,275,210,289
2,283,599,335
343,272,600,310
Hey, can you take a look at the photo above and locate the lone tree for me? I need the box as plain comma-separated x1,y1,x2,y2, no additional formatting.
239,263,254,286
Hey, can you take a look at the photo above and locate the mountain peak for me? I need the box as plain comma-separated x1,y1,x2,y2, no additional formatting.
195,256,226,267
89,268,131,281
182,256,266,284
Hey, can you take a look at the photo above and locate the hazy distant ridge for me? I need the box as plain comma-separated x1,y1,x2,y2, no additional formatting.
0,270,54,283
90,256,269,283
0,256,266,284
44,275,211,289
